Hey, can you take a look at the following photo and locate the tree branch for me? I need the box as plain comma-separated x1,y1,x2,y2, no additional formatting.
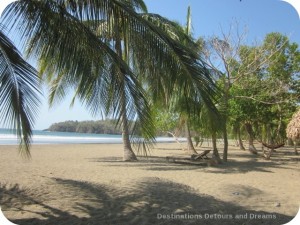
234,96,290,105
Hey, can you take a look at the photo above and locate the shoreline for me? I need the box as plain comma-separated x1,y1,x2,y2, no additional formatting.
0,143,299,225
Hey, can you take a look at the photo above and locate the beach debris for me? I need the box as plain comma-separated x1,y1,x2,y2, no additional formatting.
232,192,240,195
275,202,281,207
174,209,185,214
151,203,160,208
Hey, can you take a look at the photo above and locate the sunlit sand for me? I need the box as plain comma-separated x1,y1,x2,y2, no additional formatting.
0,143,299,224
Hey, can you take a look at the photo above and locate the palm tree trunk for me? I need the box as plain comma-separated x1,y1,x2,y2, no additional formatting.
245,122,258,154
222,87,229,161
115,33,137,161
121,107,138,161
222,121,228,162
119,67,137,161
185,122,197,154
212,132,222,163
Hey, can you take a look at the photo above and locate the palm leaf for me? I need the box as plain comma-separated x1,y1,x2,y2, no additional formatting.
2,0,219,155
0,28,41,157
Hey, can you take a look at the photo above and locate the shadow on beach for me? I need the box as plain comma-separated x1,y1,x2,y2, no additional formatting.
1,177,294,225
86,146,300,174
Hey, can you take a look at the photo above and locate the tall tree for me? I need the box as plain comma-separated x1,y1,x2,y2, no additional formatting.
180,6,199,154
228,33,299,154
153,6,219,155
201,24,298,159
3,0,217,161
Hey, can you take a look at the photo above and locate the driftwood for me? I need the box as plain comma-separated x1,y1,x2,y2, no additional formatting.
166,150,211,164
166,131,187,151
191,150,211,160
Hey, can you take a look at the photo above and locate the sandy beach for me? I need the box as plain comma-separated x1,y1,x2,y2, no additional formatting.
0,142,299,225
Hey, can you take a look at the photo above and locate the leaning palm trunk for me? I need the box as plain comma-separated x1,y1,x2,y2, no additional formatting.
245,122,258,154
121,102,137,161
237,125,246,150
185,122,197,154
115,32,137,161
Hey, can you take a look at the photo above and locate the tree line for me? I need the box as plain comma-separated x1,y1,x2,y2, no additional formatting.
46,120,122,135
154,29,300,162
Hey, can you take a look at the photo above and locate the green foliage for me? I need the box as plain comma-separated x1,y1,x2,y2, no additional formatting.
0,28,41,157
153,108,179,134
228,32,299,142
2,0,217,156
47,120,122,134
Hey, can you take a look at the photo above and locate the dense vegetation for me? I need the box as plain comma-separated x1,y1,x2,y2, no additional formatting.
46,120,122,134
154,30,300,161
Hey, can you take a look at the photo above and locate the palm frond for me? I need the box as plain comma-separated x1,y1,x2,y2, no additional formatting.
0,28,41,157
2,0,219,155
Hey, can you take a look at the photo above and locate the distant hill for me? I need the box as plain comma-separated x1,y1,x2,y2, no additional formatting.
46,120,122,135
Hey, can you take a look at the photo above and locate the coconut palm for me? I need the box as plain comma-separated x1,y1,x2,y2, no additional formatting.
0,27,41,157
2,0,217,161
175,6,199,154
145,6,217,155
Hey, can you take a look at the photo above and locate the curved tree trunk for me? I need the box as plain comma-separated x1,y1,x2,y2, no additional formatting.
264,148,274,160
121,107,137,161
185,122,197,154
245,123,258,154
237,124,245,150
120,78,137,161
115,34,137,162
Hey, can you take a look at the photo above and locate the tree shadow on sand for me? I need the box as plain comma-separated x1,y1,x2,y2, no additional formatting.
87,152,298,174
0,178,294,225
87,155,209,171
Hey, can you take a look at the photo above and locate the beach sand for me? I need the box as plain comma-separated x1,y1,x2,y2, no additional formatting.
0,142,299,225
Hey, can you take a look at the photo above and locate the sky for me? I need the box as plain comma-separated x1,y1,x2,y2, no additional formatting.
1,0,300,130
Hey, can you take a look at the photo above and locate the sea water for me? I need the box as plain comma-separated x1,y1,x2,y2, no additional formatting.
0,128,181,145
0,128,123,145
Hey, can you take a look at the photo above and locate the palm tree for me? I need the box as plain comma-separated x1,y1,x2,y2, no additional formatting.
180,6,204,154
145,6,218,155
2,0,217,161
177,6,222,155
173,6,199,154
0,27,41,157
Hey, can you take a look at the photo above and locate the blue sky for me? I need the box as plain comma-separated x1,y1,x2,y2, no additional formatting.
6,0,299,130
144,0,300,43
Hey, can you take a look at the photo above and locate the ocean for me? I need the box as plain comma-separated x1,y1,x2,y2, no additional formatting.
0,128,181,145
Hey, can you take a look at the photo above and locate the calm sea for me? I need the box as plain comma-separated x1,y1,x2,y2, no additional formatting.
0,128,180,145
